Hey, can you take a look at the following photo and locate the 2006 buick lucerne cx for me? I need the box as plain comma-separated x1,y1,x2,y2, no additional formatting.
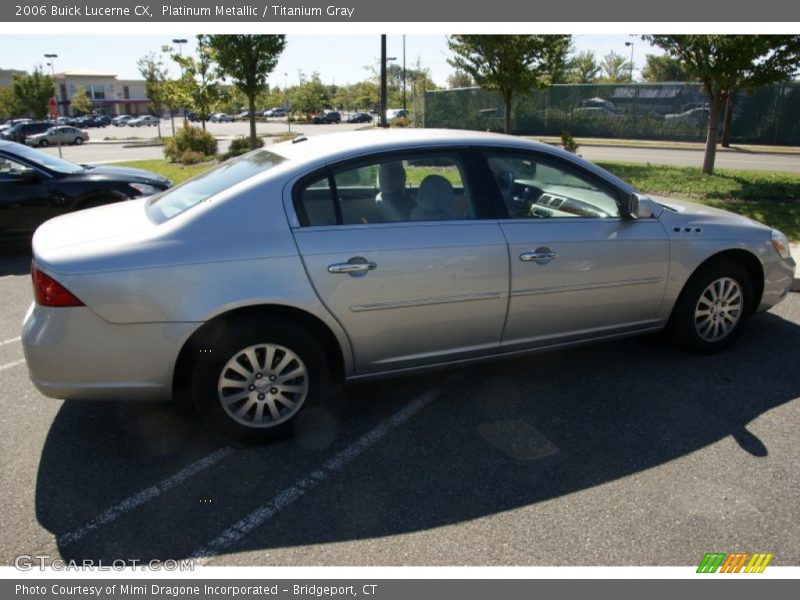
22,130,795,441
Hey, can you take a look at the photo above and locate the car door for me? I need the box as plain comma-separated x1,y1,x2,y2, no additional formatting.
0,155,54,236
289,149,509,375
478,149,669,350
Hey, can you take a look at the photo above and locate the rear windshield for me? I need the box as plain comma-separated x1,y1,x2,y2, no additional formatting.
146,149,287,223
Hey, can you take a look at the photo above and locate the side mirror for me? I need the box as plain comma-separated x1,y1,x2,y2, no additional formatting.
621,192,640,220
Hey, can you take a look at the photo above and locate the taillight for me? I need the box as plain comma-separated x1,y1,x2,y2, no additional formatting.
31,262,84,307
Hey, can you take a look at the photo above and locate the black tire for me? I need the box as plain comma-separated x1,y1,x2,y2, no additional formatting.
667,258,753,354
74,137,83,145
190,316,330,442
39,140,49,147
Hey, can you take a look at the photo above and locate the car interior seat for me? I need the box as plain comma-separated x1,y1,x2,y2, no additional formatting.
410,175,454,221
375,162,416,221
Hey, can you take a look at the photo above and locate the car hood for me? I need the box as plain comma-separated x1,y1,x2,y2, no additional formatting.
84,165,170,185
652,195,771,236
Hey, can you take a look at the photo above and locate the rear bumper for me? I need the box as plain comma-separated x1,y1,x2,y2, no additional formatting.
22,302,196,401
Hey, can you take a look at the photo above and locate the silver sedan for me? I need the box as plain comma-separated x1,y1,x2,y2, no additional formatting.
22,130,796,441
25,126,88,147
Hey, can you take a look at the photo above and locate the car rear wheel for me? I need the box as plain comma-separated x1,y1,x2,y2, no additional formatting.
191,317,329,442
668,258,753,353
74,137,83,145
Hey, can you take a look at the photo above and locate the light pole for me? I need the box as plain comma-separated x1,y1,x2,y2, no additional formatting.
172,38,187,120
625,41,635,83
44,53,62,158
402,35,406,112
284,72,291,133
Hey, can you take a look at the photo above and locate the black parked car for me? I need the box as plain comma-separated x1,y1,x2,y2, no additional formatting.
0,122,51,144
313,111,342,124
346,112,373,123
0,141,172,240
76,115,110,128
186,111,212,122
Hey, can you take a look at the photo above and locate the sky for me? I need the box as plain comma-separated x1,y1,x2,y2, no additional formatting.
0,34,659,88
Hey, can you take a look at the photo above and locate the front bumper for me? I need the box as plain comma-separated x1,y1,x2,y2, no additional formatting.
22,302,197,401
759,252,795,311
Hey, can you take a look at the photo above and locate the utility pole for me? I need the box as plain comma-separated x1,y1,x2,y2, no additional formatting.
380,35,388,128
172,38,187,121
402,35,407,112
44,53,62,158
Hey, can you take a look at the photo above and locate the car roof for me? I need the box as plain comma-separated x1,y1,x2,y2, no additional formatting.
264,128,634,193
271,128,560,163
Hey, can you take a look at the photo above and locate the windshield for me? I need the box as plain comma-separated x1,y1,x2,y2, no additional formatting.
146,149,287,223
8,143,85,174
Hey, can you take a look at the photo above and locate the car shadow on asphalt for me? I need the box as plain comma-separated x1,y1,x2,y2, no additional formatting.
33,309,800,565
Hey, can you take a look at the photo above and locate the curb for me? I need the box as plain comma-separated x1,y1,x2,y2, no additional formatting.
534,137,800,156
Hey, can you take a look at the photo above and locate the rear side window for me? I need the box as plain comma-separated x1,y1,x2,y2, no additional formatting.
146,149,286,223
293,152,475,226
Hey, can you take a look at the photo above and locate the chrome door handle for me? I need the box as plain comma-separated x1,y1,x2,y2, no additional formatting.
328,261,377,274
520,248,559,263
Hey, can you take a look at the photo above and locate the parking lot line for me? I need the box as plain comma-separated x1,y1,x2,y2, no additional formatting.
58,445,237,547
0,336,21,347
191,387,441,561
0,358,25,371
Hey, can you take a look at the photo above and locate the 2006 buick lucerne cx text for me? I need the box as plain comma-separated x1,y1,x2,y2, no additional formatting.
21,130,795,441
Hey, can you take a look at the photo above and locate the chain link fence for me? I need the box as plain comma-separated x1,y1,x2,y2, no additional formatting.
424,82,800,145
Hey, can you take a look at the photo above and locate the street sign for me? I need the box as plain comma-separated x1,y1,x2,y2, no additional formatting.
48,97,58,120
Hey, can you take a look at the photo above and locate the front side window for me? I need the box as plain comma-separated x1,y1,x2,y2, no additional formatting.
294,152,475,226
482,151,621,219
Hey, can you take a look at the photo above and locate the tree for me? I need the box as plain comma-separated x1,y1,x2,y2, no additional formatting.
447,35,571,134
171,36,223,131
69,86,93,116
641,54,691,82
599,51,633,83
446,70,473,89
162,78,189,135
289,72,331,117
137,51,168,138
12,67,54,119
350,80,379,112
569,50,601,83
205,34,286,149
645,35,800,173
0,87,21,120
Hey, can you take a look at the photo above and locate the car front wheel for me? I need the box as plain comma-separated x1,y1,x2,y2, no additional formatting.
39,140,49,147
668,258,753,353
74,137,83,145
191,317,329,442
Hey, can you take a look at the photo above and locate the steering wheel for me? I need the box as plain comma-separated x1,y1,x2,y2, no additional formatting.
495,171,516,205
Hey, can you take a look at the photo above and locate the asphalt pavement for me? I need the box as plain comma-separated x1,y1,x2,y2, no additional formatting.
1,244,798,567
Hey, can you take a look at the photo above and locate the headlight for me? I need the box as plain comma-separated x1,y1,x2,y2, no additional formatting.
129,182,161,196
771,229,792,260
